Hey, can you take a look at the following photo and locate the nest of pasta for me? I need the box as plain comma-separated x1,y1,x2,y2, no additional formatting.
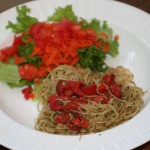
35,65,144,135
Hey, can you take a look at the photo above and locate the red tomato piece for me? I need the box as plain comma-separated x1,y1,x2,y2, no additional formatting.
0,45,19,62
13,35,24,46
0,45,19,56
22,86,34,100
18,64,39,81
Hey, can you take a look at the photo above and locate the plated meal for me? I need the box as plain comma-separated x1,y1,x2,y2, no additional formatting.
0,4,145,135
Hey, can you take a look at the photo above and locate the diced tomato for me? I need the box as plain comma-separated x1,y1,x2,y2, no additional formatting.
18,64,39,81
22,86,34,100
0,45,19,62
13,35,24,46
0,45,19,57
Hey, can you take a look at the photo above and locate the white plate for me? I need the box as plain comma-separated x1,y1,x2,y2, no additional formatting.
0,0,150,150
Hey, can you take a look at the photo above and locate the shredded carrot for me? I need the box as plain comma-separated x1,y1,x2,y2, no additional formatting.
27,20,101,73
14,54,25,64
102,43,110,52
99,32,109,39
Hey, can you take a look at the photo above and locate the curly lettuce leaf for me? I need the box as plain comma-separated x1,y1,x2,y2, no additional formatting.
100,21,113,42
19,42,41,66
80,18,101,33
0,61,20,84
78,46,108,72
7,79,33,88
108,40,119,57
48,5,77,22
6,5,38,33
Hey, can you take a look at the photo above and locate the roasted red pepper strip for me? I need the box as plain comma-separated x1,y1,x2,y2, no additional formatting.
64,101,82,112
98,83,109,93
94,94,109,104
75,115,89,129
66,115,89,131
102,73,115,86
66,120,81,131
69,97,87,104
81,83,97,95
48,95,63,111
57,80,85,97
110,83,122,98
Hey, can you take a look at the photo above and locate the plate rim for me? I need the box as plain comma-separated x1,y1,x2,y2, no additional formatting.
0,0,150,150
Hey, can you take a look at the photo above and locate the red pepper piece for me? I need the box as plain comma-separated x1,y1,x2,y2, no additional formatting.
22,86,34,100
102,74,115,86
81,84,97,95
73,87,85,97
98,83,109,93
110,83,122,98
94,94,109,104
54,113,70,124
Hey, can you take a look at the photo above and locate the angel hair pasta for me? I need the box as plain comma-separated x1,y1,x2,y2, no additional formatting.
35,65,144,135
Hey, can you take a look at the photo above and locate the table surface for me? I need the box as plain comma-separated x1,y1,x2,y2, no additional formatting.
0,0,150,150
